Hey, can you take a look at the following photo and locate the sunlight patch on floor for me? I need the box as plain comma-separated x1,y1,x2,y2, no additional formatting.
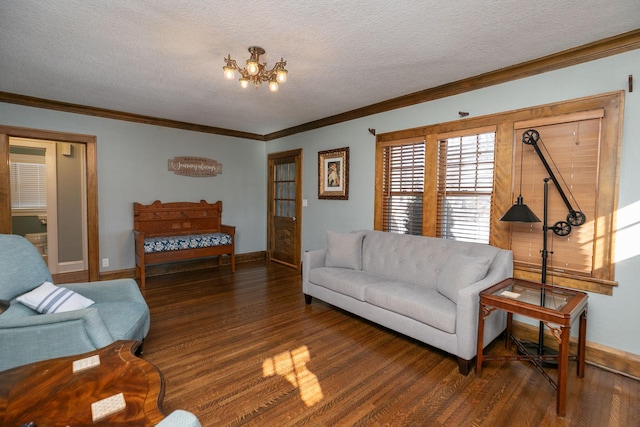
262,345,323,407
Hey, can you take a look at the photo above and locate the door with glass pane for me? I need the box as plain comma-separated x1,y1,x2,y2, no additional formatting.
267,149,302,268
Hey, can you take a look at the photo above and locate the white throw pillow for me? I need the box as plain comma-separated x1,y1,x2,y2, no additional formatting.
17,281,95,314
325,230,365,270
437,254,491,303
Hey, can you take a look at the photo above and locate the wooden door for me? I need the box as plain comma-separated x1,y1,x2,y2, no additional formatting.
267,149,302,269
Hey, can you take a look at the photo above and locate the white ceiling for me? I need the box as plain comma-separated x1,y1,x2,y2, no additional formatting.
1,1,639,136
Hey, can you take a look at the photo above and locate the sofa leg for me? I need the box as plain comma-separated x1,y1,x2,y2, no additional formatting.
304,294,312,304
457,357,473,375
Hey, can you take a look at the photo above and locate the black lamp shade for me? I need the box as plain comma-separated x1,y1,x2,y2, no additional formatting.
500,195,541,223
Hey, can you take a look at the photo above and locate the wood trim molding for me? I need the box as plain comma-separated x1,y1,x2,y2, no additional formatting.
99,251,267,282
264,29,640,140
0,92,265,142
1,30,638,142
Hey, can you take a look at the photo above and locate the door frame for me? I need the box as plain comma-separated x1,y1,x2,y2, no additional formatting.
267,149,303,269
0,125,99,281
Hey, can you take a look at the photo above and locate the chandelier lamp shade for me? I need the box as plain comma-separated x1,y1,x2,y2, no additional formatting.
223,46,288,92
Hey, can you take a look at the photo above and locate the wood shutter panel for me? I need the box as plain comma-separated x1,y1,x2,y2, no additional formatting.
511,116,601,277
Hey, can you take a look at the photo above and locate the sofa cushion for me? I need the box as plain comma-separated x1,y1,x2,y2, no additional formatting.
365,282,457,334
436,254,491,303
325,230,365,270
309,267,388,301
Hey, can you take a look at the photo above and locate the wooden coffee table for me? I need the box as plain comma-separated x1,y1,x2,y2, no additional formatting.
0,340,166,426
476,278,588,417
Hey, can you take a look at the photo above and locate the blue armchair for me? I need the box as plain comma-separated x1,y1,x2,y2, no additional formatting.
0,234,151,371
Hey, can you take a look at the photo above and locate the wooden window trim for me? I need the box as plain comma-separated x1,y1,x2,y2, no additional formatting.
375,91,624,295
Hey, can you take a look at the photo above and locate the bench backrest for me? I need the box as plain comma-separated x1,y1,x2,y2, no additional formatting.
133,200,223,237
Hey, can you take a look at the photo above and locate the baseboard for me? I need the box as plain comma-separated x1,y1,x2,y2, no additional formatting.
512,321,640,380
98,251,266,282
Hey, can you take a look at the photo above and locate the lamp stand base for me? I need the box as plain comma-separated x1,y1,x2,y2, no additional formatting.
517,340,558,369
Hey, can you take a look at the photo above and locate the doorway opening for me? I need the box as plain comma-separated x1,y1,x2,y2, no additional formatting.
1,126,99,282
9,138,88,275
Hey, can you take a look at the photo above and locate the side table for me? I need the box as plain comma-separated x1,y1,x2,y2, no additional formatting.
0,340,166,426
476,278,588,416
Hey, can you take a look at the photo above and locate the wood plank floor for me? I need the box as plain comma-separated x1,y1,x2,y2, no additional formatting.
140,261,640,426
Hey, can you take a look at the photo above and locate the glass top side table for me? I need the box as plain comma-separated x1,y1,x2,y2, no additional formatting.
476,278,588,416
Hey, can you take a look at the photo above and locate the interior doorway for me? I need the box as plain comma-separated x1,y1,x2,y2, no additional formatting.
267,149,302,269
0,126,99,282
9,137,88,275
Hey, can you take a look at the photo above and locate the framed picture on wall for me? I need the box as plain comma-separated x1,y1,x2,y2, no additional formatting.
318,147,349,200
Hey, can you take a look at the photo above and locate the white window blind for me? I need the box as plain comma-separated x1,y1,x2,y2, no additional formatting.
10,159,47,210
436,132,495,243
381,139,425,235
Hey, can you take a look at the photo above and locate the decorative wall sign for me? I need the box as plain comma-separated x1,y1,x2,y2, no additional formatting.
168,157,222,177
318,147,349,200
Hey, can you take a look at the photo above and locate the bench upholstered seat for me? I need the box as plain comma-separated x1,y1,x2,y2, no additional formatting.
143,233,232,253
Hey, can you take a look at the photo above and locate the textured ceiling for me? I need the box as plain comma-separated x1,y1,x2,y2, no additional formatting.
1,0,639,136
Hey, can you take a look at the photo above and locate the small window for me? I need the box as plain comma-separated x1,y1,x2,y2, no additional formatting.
10,154,47,210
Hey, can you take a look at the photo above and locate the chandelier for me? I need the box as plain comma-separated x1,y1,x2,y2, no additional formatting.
223,46,288,92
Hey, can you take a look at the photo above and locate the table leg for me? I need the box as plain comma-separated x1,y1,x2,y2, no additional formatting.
577,307,587,378
557,326,570,416
506,312,513,350
476,302,486,376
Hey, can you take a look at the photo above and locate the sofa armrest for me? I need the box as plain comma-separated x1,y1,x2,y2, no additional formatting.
0,308,114,371
455,250,513,360
302,249,327,294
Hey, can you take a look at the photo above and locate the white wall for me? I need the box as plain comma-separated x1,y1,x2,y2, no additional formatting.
0,105,267,270
267,49,640,356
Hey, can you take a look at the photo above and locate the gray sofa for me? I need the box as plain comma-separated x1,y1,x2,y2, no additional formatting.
302,230,513,374
0,234,150,372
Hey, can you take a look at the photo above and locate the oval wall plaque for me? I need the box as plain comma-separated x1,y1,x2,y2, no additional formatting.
168,157,222,177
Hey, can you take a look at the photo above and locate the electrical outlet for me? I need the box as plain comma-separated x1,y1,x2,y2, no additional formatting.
102,258,109,268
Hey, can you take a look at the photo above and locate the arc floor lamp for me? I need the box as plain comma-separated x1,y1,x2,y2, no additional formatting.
500,129,586,362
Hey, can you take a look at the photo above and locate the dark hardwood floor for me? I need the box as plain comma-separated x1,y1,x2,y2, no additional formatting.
140,261,640,426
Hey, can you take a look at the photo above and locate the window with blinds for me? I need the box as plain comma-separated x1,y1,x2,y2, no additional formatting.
10,155,47,210
381,138,425,235
374,92,622,294
436,132,495,243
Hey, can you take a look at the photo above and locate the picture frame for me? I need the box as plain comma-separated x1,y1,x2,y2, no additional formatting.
318,147,349,200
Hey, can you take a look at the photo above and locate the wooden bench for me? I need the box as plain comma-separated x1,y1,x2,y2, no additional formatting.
133,200,235,287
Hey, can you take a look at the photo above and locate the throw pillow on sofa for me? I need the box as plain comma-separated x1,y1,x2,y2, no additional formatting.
437,254,491,303
17,281,95,314
325,230,365,270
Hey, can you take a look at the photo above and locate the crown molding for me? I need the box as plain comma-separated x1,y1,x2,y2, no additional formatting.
1,29,638,142
0,92,265,141
264,28,640,140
